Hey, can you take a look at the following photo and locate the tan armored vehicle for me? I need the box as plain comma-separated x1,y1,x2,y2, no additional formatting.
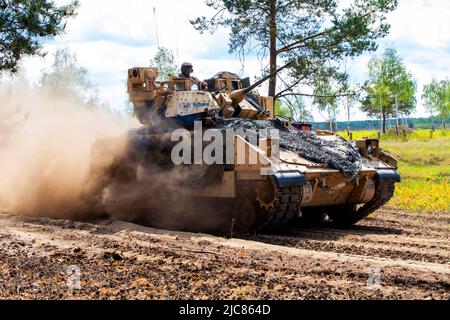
89,64,400,233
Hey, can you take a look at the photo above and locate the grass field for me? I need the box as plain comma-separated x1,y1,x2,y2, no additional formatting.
340,128,450,141
339,129,450,213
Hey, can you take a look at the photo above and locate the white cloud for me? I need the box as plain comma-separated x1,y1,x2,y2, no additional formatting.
387,0,450,49
340,0,450,120
16,0,450,120
378,0,450,118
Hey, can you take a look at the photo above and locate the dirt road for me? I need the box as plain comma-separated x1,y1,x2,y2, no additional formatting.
0,209,448,300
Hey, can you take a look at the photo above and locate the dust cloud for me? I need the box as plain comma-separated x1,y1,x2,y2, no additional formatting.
97,163,233,233
0,81,136,219
0,81,232,233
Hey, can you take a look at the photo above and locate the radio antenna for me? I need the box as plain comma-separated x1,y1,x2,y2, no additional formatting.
153,7,160,48
174,19,180,66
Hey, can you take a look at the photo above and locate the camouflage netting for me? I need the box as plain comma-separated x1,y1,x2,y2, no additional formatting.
213,118,362,181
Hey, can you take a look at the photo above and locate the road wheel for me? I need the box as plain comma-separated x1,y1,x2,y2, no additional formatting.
233,197,258,233
327,183,396,227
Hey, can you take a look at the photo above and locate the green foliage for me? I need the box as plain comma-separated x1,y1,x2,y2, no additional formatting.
0,0,78,73
422,79,450,125
316,116,446,131
361,48,416,131
342,81,361,130
281,95,312,122
150,47,177,81
313,69,339,130
40,48,98,105
361,80,391,117
274,100,293,118
191,0,398,98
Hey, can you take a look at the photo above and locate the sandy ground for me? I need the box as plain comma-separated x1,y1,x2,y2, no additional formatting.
0,209,448,300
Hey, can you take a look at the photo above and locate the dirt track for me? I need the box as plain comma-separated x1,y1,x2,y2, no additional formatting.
0,209,448,300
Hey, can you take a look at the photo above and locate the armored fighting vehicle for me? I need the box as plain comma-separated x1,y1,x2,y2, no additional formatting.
89,64,400,233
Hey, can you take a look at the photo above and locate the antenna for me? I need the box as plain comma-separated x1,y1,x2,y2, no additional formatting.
153,7,160,48
174,19,180,66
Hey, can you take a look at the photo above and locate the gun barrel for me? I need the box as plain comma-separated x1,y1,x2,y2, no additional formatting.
243,62,292,94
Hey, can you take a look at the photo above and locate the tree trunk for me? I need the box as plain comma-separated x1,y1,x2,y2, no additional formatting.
431,113,435,131
379,96,383,134
268,0,277,98
394,95,400,136
327,107,333,132
382,112,387,134
347,97,350,132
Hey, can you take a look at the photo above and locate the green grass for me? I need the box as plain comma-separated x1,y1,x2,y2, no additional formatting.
382,138,450,213
339,129,450,213
339,128,450,142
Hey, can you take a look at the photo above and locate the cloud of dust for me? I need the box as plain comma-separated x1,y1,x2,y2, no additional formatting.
0,81,137,219
0,81,234,234
99,164,233,233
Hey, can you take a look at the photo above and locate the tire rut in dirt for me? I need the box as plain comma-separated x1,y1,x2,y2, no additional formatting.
282,227,450,252
244,207,450,265
246,234,448,264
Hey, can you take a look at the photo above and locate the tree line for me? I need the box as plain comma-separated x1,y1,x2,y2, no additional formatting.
0,0,448,130
190,0,448,132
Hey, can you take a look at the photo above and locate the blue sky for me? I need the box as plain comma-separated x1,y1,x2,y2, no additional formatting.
19,0,450,121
